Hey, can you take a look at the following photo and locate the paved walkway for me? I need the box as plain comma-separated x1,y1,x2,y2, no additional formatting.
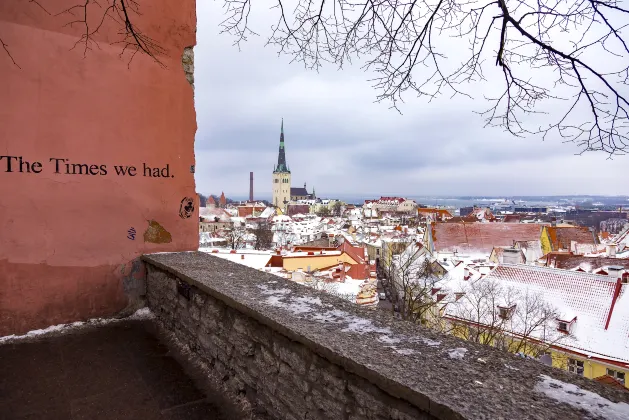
0,319,234,420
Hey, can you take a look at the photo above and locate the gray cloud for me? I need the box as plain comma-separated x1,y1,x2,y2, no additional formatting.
194,2,629,199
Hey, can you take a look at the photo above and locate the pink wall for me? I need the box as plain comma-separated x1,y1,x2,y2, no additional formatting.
0,0,198,335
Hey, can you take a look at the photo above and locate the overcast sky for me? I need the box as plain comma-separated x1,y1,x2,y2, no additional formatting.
194,1,629,199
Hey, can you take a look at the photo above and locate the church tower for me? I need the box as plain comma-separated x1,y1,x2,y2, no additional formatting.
272,119,291,211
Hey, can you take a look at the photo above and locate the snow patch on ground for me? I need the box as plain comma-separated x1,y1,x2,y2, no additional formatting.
395,348,415,355
341,316,391,335
258,285,292,295
535,375,629,419
295,296,323,306
261,292,392,336
129,307,155,320
447,347,468,360
504,364,519,371
0,308,154,344
421,338,441,347
378,335,401,344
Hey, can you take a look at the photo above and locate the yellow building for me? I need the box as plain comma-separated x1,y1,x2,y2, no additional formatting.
267,242,367,274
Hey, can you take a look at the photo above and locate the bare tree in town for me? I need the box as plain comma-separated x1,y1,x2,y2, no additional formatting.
221,0,629,154
225,224,247,250
380,243,441,324
448,278,569,357
252,220,274,250
316,206,331,218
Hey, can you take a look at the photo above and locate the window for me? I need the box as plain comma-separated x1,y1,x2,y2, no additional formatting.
568,358,584,376
498,305,515,320
558,321,568,332
607,369,626,384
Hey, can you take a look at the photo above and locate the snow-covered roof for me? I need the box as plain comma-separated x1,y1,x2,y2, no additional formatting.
202,249,272,269
259,207,276,218
440,264,629,364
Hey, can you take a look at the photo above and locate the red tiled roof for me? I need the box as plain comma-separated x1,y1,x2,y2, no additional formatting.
292,246,336,252
347,263,369,280
286,204,311,216
545,226,597,251
432,222,545,253
237,205,265,217
594,375,629,391
503,214,521,223
544,254,629,271
418,208,453,218
336,241,366,264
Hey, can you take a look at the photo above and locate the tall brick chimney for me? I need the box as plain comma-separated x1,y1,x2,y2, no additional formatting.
249,172,254,202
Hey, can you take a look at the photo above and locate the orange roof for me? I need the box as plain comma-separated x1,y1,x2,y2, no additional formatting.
594,375,629,391
503,214,521,223
336,241,366,264
418,208,453,217
545,226,597,251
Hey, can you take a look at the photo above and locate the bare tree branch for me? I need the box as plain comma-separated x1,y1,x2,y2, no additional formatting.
221,0,629,154
1,37,20,69
55,0,166,67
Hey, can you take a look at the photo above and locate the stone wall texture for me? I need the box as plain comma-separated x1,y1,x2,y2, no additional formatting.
0,0,198,335
143,252,629,420
147,265,435,420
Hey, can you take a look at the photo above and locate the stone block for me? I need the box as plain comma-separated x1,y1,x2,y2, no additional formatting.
278,362,310,394
201,296,225,320
274,340,309,376
190,304,200,321
192,291,207,307
309,387,346,417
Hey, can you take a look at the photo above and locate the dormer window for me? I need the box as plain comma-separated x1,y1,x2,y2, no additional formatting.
498,305,516,320
557,317,576,333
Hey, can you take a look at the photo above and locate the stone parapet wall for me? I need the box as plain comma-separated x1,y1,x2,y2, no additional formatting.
143,252,629,420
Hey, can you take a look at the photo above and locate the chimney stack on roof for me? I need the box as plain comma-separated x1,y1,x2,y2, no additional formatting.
607,244,617,258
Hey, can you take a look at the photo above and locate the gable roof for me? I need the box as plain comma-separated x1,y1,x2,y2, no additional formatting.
199,206,232,223
545,226,597,251
481,265,629,363
418,208,453,218
290,187,309,196
431,223,545,253
503,214,521,223
543,254,629,272
336,241,366,264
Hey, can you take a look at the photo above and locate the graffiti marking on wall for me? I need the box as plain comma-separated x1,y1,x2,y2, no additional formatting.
127,227,137,240
179,197,194,219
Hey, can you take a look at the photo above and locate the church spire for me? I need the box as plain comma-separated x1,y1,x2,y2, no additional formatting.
274,119,290,173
